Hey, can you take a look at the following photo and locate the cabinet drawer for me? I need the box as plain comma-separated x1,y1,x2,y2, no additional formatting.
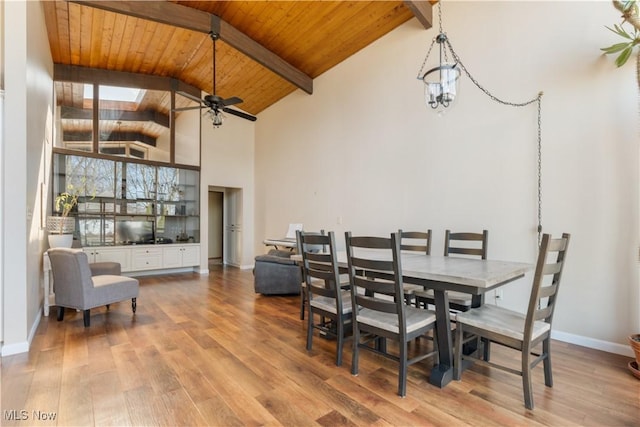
131,248,162,270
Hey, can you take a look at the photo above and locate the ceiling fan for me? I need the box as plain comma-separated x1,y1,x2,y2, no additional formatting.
174,31,256,127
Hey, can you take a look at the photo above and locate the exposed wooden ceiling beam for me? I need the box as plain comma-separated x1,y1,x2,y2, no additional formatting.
55,64,202,100
61,106,170,129
68,0,313,94
64,130,157,147
403,1,434,30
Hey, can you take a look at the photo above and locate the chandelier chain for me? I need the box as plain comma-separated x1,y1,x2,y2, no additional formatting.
445,38,541,108
418,0,544,243
416,38,438,79
537,96,543,245
444,37,544,242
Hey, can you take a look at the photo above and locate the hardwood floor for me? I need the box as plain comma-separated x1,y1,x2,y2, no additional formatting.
2,265,639,426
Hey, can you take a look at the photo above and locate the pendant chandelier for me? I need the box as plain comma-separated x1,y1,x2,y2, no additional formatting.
417,3,460,111
417,1,546,243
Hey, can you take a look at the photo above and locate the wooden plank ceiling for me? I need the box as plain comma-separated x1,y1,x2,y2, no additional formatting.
43,1,433,118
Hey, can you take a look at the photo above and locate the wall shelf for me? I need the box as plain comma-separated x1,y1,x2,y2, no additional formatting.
53,153,200,247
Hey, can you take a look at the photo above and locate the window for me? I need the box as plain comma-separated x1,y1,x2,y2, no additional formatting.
54,77,200,167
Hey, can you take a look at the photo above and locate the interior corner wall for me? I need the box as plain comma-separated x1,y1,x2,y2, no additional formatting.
2,0,29,354
255,1,639,351
0,0,5,347
2,1,53,356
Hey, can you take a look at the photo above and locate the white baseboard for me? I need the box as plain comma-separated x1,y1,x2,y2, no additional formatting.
552,329,634,358
222,262,254,270
1,307,41,357
198,268,210,275
127,267,195,277
1,340,29,357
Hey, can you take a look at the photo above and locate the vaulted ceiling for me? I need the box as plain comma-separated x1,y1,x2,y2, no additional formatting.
42,1,434,117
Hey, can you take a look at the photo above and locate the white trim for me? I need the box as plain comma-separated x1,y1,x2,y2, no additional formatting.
1,88,4,347
126,267,197,278
1,340,29,357
1,307,40,357
552,329,634,358
198,268,209,275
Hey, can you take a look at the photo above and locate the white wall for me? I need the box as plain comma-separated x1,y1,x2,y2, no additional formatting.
199,109,255,271
2,1,53,355
255,1,638,352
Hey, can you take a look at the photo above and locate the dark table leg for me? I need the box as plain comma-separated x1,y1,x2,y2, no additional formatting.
429,289,453,387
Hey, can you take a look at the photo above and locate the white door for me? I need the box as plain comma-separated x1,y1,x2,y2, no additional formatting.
223,188,242,266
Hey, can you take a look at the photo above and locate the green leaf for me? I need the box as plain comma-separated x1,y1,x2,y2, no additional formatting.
606,24,633,39
615,46,633,66
601,42,633,53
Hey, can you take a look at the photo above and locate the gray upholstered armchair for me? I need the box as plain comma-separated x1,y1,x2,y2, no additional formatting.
47,248,139,327
253,249,302,295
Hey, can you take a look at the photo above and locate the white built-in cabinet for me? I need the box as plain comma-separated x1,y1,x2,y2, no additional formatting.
84,247,132,271
131,247,163,271
83,244,200,273
162,245,200,269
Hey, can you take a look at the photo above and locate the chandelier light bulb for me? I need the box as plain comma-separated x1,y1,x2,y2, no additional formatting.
422,62,460,111
208,109,224,128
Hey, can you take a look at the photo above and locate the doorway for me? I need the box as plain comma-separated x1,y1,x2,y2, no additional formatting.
208,186,243,268
208,190,223,267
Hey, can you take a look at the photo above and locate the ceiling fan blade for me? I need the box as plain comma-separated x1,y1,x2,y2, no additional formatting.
173,105,206,112
176,90,204,104
223,107,257,122
221,96,243,107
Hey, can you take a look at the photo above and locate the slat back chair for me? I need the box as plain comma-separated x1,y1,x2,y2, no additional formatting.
397,229,433,304
298,230,352,366
345,231,437,397
415,229,489,311
399,229,432,254
454,233,570,410
296,229,325,320
444,229,489,259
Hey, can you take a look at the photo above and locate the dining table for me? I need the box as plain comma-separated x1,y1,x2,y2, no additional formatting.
323,249,533,388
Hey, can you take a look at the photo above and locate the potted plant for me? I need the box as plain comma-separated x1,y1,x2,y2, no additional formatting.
629,334,640,379
46,188,79,248
601,1,639,85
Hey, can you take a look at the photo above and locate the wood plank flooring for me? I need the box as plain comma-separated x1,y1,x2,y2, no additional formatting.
2,265,639,426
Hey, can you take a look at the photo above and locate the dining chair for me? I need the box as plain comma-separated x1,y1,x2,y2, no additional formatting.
296,229,325,320
399,229,432,254
453,233,570,410
345,231,438,397
415,229,489,311
298,230,352,366
397,229,432,305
